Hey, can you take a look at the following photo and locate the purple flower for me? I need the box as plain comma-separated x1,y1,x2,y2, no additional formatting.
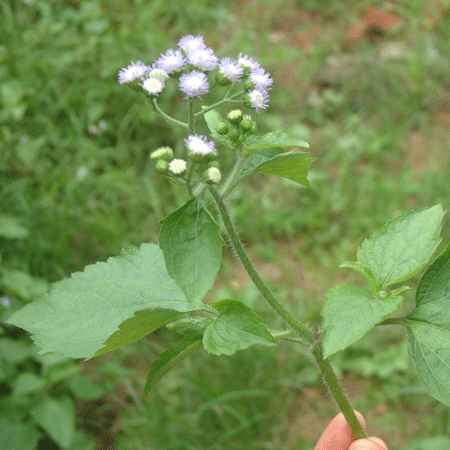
219,57,244,82
187,47,218,71
178,35,207,53
155,49,185,74
249,67,273,91
179,70,210,98
237,53,260,72
118,61,147,84
247,88,269,112
185,135,216,156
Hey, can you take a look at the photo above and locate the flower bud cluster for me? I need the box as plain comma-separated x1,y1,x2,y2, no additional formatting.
216,110,257,147
118,35,272,112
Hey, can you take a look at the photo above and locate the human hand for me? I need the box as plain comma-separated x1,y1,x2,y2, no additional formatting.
314,411,388,450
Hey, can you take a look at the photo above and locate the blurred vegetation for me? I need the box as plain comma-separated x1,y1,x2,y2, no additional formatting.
1,0,450,449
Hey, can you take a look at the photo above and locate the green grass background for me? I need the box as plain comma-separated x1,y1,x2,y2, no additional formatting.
1,0,450,448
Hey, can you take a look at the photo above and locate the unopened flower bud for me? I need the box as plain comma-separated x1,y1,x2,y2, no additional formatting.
228,126,240,142
227,109,243,125
240,115,254,132
215,70,232,86
215,120,229,135
244,78,256,92
203,167,222,184
207,160,220,169
205,150,219,162
155,159,169,173
150,146,174,162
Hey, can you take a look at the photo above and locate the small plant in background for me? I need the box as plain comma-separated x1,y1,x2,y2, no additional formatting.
7,35,450,448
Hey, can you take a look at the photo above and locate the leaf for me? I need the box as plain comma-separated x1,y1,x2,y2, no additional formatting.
204,109,234,148
142,335,203,398
0,214,29,239
321,283,403,359
159,198,225,306
239,147,284,179
94,309,180,357
0,419,41,450
244,130,309,156
13,373,45,396
244,151,315,187
8,243,196,359
203,299,276,356
357,205,445,288
30,396,75,448
405,244,450,406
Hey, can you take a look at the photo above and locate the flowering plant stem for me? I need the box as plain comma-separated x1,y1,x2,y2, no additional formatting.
207,184,367,440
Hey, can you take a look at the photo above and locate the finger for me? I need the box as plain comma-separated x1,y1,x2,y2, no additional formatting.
314,411,367,450
348,437,388,450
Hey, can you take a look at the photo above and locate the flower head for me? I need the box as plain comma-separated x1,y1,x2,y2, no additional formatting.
155,49,185,74
146,66,169,81
246,89,270,113
169,159,187,175
118,61,147,84
179,70,210,98
204,167,222,184
185,134,216,156
141,77,165,96
249,67,273,91
178,35,207,53
187,47,218,71
219,57,244,82
237,54,260,72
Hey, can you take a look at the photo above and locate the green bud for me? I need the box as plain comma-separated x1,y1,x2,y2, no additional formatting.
215,120,229,135
243,94,253,110
215,70,232,86
243,78,256,92
205,150,219,162
249,123,257,134
207,160,220,169
227,109,243,125
150,146,174,162
188,152,204,162
240,115,254,132
155,159,169,173
228,126,240,142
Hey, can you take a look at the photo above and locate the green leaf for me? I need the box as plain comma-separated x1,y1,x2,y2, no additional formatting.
0,214,29,239
203,299,276,356
339,261,380,295
142,335,203,398
357,205,445,288
405,244,450,406
243,151,315,187
13,372,45,396
321,283,404,359
67,374,104,400
244,130,309,156
159,198,225,306
94,309,180,357
204,109,234,148
30,396,75,448
8,243,196,359
0,419,41,450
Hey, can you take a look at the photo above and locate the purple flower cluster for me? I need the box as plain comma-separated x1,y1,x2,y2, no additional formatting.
118,35,273,111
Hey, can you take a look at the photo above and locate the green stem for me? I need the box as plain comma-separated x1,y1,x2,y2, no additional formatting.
194,90,245,117
207,185,315,345
220,150,245,196
312,342,367,439
151,99,188,129
188,99,195,134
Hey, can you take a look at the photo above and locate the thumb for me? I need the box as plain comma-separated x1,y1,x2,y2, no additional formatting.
348,437,388,450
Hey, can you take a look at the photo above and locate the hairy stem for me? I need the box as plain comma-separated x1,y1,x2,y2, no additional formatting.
207,185,314,344
312,342,367,439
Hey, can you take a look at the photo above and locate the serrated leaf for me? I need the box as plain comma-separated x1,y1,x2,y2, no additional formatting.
240,150,314,187
357,205,445,288
30,396,75,448
203,299,276,356
405,244,450,406
142,335,202,398
159,198,225,305
94,309,180,357
244,130,309,156
8,243,196,359
321,283,403,359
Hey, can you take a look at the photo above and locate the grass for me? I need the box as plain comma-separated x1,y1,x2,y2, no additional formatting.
2,0,450,448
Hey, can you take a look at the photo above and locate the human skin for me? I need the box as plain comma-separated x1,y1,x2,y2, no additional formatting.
314,411,388,450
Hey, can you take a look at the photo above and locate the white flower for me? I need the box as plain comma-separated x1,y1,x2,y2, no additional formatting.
142,77,165,96
185,134,216,156
118,61,147,84
169,159,187,175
